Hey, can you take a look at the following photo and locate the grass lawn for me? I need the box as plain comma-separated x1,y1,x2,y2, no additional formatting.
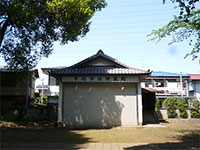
72,119,200,143
1,119,200,144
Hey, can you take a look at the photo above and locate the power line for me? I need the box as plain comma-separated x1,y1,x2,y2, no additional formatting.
91,24,165,30
92,18,171,26
108,2,165,8
94,11,176,19
96,8,174,16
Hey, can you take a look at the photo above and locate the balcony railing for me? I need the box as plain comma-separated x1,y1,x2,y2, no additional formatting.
154,87,188,96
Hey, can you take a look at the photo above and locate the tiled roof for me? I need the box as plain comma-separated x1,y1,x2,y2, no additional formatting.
0,66,12,72
70,50,130,69
49,67,149,75
150,71,190,78
42,50,150,75
36,85,49,89
0,66,39,78
188,74,200,80
142,88,163,93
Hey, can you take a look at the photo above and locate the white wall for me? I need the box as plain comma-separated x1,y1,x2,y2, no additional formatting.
62,83,138,127
189,81,200,100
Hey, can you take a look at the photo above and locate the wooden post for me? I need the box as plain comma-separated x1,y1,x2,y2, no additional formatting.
58,82,63,122
137,83,143,126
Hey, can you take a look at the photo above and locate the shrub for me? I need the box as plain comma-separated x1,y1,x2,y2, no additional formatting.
0,105,26,122
155,98,163,120
166,97,178,118
177,98,188,118
34,93,48,105
189,97,200,118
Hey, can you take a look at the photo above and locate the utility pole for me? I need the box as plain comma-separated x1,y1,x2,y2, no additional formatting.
180,72,183,97
41,78,44,104
25,73,30,112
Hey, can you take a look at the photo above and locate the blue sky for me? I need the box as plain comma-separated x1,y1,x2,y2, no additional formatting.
1,0,199,85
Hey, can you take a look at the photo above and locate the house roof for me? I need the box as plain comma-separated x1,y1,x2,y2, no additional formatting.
0,66,12,72
36,85,49,89
0,66,39,78
142,88,163,93
70,49,130,68
42,50,151,76
150,71,190,78
188,74,200,80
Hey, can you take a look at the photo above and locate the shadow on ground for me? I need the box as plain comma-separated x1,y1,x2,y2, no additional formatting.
1,124,93,149
125,131,200,150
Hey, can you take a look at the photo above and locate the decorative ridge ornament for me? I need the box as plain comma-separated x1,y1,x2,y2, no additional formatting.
97,49,104,55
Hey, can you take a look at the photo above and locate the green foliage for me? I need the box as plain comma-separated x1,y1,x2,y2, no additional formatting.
166,97,178,118
148,0,200,62
0,114,50,122
155,98,163,120
0,0,107,69
0,105,26,121
34,93,48,105
177,98,188,118
0,116,18,122
51,94,59,99
189,97,200,118
1,105,57,122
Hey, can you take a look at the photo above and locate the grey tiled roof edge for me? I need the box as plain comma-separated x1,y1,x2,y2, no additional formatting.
50,67,150,75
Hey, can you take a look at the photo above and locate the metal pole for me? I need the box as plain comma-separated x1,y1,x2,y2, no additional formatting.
25,73,30,112
180,72,183,97
41,78,44,104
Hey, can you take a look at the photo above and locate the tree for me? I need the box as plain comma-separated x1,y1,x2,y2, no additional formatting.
0,0,107,69
148,0,200,62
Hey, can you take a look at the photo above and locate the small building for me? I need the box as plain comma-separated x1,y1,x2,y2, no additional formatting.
42,50,151,127
0,66,39,106
188,74,200,100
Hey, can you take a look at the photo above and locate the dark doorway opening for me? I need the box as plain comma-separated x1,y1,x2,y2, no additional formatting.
142,88,157,124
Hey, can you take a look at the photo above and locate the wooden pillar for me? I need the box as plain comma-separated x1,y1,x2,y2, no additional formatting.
137,83,143,126
58,82,63,122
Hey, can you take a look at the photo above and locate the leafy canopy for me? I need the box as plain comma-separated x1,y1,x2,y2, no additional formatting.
148,0,200,62
0,0,106,69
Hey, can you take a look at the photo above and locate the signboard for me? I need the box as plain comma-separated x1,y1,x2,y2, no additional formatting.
62,76,138,82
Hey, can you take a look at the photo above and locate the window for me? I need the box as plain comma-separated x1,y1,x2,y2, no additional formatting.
154,79,167,87
56,79,59,85
145,82,149,87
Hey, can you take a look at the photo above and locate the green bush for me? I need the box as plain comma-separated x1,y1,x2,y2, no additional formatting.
166,97,178,118
155,98,163,120
0,116,18,122
34,93,48,105
177,98,188,118
189,97,200,118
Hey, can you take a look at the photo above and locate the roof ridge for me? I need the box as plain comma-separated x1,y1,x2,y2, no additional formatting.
69,50,131,69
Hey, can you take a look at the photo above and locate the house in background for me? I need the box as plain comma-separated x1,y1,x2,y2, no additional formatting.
46,76,59,103
42,50,152,126
36,75,59,104
188,74,200,100
141,71,190,100
0,66,39,106
36,84,48,95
